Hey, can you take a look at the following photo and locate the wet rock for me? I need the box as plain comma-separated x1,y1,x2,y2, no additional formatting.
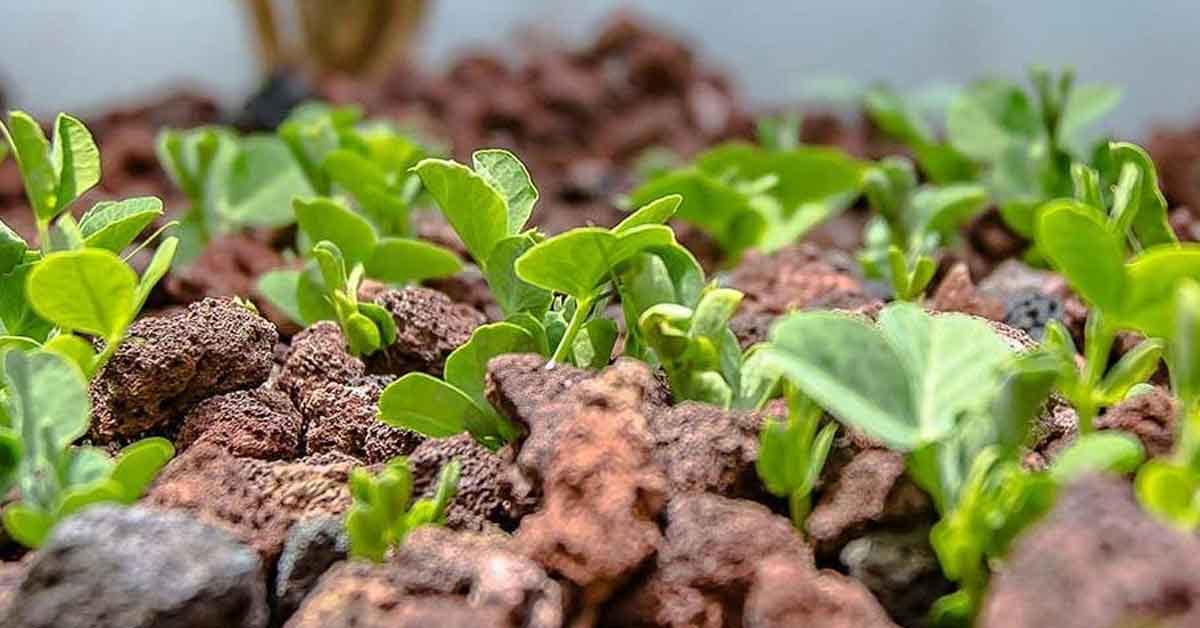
146,442,359,563
299,375,424,463
929,262,1004,320
274,516,348,621
90,297,277,443
176,386,303,460
807,449,932,556
511,359,668,610
365,287,486,377
408,433,535,532
6,505,266,628
744,556,897,628
605,493,813,627
649,401,765,498
840,526,951,628
1096,387,1179,459
980,474,1200,628
276,321,365,406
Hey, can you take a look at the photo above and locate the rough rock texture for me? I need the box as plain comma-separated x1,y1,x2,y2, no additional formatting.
90,298,277,443
649,401,765,498
0,561,22,620
1096,387,1179,459
176,386,303,460
840,526,951,627
5,505,266,628
506,358,669,611
929,262,1004,320
807,448,931,555
299,375,424,463
166,233,295,334
146,442,358,563
408,433,535,532
744,556,897,628
605,493,813,627
286,527,561,628
275,321,364,404
365,287,486,377
980,474,1200,628
274,516,348,621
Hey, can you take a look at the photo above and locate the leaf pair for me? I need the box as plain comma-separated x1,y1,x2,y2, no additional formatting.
638,287,745,408
1,112,99,230
756,390,837,529
345,457,460,562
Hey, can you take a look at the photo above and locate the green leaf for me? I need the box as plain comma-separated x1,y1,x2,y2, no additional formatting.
614,194,682,233
345,507,388,562
365,238,462,284
0,262,51,341
445,322,539,412
134,237,177,314
514,225,676,303
1135,460,1200,531
1036,200,1126,314
50,114,100,213
2,503,55,548
378,373,491,437
62,446,115,487
573,318,618,369
484,235,552,318
1172,281,1200,407
256,269,304,325
1123,246,1200,339
344,312,383,356
3,350,90,462
294,197,378,266
297,263,337,324
413,158,508,264
219,136,314,228
1098,338,1163,403
473,149,537,234
1108,142,1176,249
77,197,163,253
1049,432,1144,484
629,170,764,257
946,80,1040,161
322,148,407,231
0,220,27,275
2,112,57,220
109,437,175,503
28,249,137,340
910,184,988,241
42,334,97,377
1059,85,1121,152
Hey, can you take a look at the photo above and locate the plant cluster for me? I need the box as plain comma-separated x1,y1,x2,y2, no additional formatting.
345,456,460,562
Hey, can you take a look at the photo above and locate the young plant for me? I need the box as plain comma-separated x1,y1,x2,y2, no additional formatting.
0,349,175,548
859,156,988,300
638,286,745,407
308,240,397,357
755,386,837,529
344,456,460,562
864,83,976,184
629,140,866,260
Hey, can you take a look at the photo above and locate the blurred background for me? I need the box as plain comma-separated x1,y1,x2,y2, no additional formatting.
3,0,1199,136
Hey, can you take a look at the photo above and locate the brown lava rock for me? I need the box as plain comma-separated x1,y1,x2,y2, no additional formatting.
286,527,561,628
1096,387,1179,459
807,448,931,555
980,474,1200,628
364,287,486,377
929,262,1004,320
276,321,365,405
90,297,277,444
299,375,424,463
744,556,897,628
146,442,359,563
166,233,293,333
605,493,813,627
407,433,535,532
176,386,302,460
649,401,766,498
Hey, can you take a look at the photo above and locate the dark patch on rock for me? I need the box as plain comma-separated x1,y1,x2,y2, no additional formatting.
980,474,1200,628
840,526,952,628
274,516,348,622
744,556,897,628
6,505,266,628
146,442,359,563
408,433,535,532
364,287,486,377
90,297,277,444
1096,387,1179,459
177,386,303,460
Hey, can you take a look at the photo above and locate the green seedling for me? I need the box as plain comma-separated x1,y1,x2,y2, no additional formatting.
345,456,460,562
629,140,865,260
306,240,398,357
859,156,987,301
864,83,976,184
0,350,174,548
755,385,837,529
638,287,745,407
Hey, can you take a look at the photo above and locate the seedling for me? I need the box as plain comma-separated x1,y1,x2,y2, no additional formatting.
864,83,976,184
755,386,837,529
0,350,174,548
629,140,865,259
638,286,745,407
306,240,397,357
859,156,987,300
345,456,460,562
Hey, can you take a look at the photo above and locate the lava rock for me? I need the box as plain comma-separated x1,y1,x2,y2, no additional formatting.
840,526,952,627
807,448,931,555
177,386,303,460
274,516,348,621
5,505,266,628
408,433,535,532
648,401,766,498
276,321,365,406
1003,289,1065,341
365,287,486,377
929,262,1004,320
90,298,278,443
299,375,424,463
980,474,1200,628
744,556,897,628
1096,386,1179,459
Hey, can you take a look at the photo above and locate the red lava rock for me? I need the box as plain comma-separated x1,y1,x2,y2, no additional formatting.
966,207,1027,263
509,359,668,612
90,297,278,444
364,287,486,377
0,560,22,620
604,493,813,627
1096,387,1179,459
285,527,561,628
145,442,360,563
299,375,424,463
176,386,303,460
276,321,365,405
744,556,897,628
979,474,1200,628
166,233,294,331
407,433,535,532
1148,123,1200,212
929,262,1004,320
648,401,766,498
807,448,931,555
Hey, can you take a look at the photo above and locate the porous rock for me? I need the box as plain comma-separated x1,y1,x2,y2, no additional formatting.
1096,387,1179,459
648,401,765,498
275,321,364,405
408,433,535,532
744,556,897,628
365,287,486,377
176,386,303,460
299,375,424,463
807,448,931,555
5,505,266,628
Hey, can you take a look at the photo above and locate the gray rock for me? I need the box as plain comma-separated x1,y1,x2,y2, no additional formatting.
274,516,348,621
5,505,267,628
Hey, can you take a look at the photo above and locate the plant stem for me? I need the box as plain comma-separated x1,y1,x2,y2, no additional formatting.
549,296,592,367
788,490,811,531
36,219,51,256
